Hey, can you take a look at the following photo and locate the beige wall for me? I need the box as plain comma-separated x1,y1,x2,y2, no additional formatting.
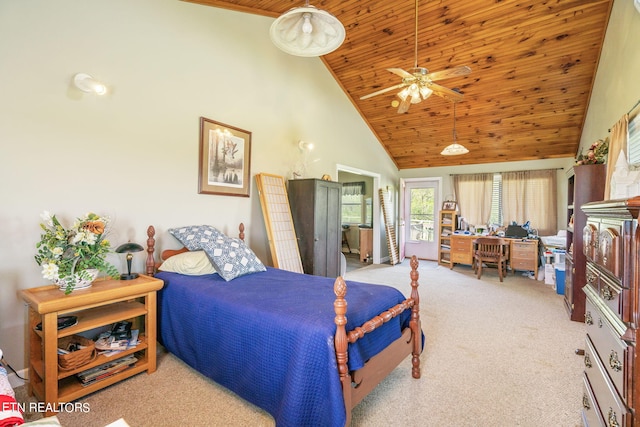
0,0,399,370
580,0,640,151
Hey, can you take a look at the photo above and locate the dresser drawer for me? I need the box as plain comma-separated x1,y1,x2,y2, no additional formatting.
585,298,629,402
582,371,603,427
510,259,535,270
596,221,623,281
599,273,624,323
451,236,472,251
450,237,472,264
586,262,629,327
583,335,629,427
511,240,536,256
583,222,598,263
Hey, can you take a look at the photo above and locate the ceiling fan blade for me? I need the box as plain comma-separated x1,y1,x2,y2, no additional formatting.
397,97,411,114
429,83,464,101
426,66,471,82
360,83,406,100
387,68,414,79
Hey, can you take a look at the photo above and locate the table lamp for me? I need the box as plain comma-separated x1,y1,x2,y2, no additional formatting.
115,242,144,280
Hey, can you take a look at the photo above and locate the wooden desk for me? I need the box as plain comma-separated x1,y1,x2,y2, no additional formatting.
450,235,539,279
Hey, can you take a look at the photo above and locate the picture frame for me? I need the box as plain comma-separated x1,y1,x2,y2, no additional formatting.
442,201,457,211
198,117,251,197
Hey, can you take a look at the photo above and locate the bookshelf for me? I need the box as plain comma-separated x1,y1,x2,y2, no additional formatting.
20,275,164,415
438,210,457,267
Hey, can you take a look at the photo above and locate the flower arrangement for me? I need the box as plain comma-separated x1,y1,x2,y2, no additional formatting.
575,137,609,165
35,211,119,294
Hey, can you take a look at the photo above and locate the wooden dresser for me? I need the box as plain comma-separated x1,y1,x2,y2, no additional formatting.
581,197,640,426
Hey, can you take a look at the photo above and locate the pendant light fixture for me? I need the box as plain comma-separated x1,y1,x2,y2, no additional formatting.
269,1,345,57
440,98,469,156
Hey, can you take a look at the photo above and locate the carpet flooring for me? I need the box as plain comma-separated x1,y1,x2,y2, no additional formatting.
15,259,585,426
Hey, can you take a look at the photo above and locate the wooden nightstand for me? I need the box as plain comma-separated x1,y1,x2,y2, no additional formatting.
20,274,164,414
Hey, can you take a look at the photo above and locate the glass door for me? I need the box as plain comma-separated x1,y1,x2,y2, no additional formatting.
403,179,440,260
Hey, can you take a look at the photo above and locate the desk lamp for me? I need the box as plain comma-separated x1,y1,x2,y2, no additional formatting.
115,242,144,280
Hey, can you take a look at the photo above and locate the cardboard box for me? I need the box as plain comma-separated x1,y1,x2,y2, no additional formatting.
544,264,555,285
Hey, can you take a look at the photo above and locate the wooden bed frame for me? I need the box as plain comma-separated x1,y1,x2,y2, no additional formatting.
144,223,422,425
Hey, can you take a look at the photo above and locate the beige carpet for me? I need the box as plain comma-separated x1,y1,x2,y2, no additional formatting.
15,260,585,427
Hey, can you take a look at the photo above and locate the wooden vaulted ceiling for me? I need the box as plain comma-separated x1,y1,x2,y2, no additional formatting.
187,0,614,169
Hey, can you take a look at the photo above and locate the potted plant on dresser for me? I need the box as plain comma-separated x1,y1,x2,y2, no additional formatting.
35,211,119,294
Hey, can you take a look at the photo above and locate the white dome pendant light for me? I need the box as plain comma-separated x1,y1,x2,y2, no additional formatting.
441,98,469,156
270,1,345,57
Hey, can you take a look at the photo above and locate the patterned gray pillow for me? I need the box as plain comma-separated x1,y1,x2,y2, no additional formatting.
168,225,224,251
201,234,266,281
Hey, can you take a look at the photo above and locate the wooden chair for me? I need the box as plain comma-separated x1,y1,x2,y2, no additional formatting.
473,237,510,282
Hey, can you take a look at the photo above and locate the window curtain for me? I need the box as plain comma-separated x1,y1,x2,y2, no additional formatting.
453,173,493,226
342,181,365,196
604,114,629,200
502,169,557,236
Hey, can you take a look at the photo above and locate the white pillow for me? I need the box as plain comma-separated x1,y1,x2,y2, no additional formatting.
158,251,217,276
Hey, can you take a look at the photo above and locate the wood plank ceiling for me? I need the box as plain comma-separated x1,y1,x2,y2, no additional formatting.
186,0,614,169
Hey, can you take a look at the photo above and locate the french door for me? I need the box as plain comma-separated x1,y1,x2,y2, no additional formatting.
401,178,441,260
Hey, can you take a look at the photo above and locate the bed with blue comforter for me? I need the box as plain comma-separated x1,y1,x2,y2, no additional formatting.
147,225,422,427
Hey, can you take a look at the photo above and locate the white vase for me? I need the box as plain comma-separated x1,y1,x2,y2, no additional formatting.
56,268,99,293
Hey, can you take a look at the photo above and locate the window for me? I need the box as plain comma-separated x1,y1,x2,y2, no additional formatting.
628,113,640,166
489,174,502,226
342,193,363,224
455,169,557,235
409,187,435,242
341,182,366,224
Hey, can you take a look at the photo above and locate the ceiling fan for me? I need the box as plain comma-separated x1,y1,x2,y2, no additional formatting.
360,0,471,113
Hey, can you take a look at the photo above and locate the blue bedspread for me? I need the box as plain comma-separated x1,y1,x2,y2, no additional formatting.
156,267,412,427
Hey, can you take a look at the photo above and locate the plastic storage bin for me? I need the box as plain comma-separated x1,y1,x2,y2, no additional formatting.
553,249,566,266
555,266,566,295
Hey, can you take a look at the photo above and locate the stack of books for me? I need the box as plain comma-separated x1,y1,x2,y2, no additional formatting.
76,354,137,387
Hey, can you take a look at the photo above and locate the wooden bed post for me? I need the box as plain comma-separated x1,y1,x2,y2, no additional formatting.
146,226,156,276
333,276,352,425
409,255,421,379
238,222,245,242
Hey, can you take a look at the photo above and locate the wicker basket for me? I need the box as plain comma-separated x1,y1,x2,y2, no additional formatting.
57,335,96,370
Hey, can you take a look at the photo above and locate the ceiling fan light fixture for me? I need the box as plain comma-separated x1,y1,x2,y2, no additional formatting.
419,86,433,100
359,0,470,112
270,4,345,57
397,87,411,101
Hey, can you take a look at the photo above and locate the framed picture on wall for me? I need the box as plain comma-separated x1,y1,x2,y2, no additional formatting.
198,117,251,197
442,201,457,211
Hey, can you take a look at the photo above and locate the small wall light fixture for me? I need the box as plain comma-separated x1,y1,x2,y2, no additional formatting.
298,140,315,151
73,73,107,95
115,242,144,280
